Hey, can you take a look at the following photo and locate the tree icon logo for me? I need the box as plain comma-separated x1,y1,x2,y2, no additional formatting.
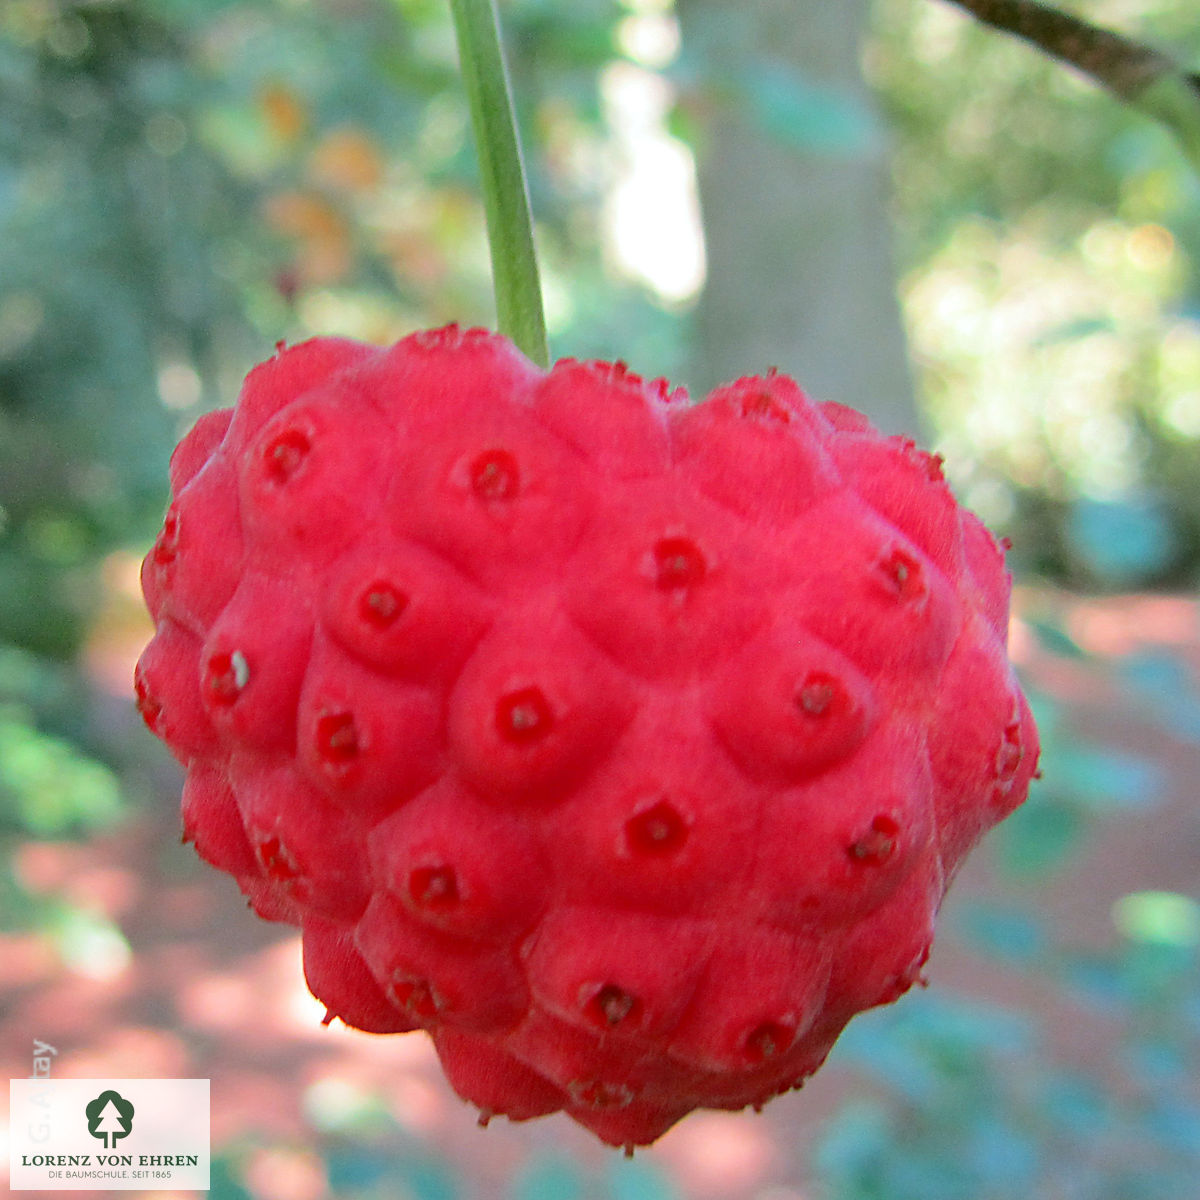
85,1090,135,1149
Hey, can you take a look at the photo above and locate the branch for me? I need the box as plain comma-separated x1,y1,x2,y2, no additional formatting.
942,0,1200,170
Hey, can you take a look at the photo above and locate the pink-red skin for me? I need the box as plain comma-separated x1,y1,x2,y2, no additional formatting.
135,325,1040,1148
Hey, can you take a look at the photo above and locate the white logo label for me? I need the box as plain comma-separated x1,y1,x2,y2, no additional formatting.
9,1079,210,1191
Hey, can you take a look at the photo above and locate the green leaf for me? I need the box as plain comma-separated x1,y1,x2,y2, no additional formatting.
206,1155,254,1200
1113,891,1200,949
1067,496,1179,587
1062,953,1129,1009
1023,616,1088,659
739,62,880,156
1144,1097,1200,1156
953,901,1048,965
1031,315,1117,347
606,1156,681,1200
993,796,1084,879
1136,73,1200,173
1119,653,1200,744
1038,1073,1110,1139
512,1154,585,1200
1052,745,1165,812
961,1115,1040,1188
813,1099,894,1184
0,704,125,837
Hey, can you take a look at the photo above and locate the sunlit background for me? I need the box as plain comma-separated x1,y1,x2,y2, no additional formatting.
2,0,1199,1197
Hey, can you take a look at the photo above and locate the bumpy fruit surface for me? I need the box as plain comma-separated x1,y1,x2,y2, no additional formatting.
136,326,1038,1147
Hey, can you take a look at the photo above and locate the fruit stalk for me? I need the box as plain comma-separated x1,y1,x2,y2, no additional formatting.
448,0,550,366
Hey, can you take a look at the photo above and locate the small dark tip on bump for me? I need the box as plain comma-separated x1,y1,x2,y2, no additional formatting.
204,649,249,705
739,387,790,422
878,547,923,601
263,428,311,484
745,1020,793,1063
625,800,688,856
359,582,407,628
409,865,459,911
315,710,360,765
587,983,639,1028
795,671,839,717
995,721,1024,783
389,975,441,1019
470,449,520,501
495,686,554,744
256,833,302,883
848,814,900,864
567,1079,635,1109
134,677,164,730
153,508,180,565
652,536,706,591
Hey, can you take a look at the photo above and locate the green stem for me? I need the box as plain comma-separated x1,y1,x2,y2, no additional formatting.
448,0,549,366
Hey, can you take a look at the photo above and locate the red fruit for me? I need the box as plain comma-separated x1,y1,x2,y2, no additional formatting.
135,325,1039,1148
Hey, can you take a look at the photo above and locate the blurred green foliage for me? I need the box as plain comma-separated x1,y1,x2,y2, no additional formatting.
0,640,133,983
2,0,241,658
819,938,1200,1200
4,0,1200,681
814,604,1200,1200
817,900,1200,1200
0,0,674,658
869,0,1200,587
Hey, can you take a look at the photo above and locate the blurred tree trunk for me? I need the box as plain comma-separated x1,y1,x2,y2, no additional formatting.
676,0,920,435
